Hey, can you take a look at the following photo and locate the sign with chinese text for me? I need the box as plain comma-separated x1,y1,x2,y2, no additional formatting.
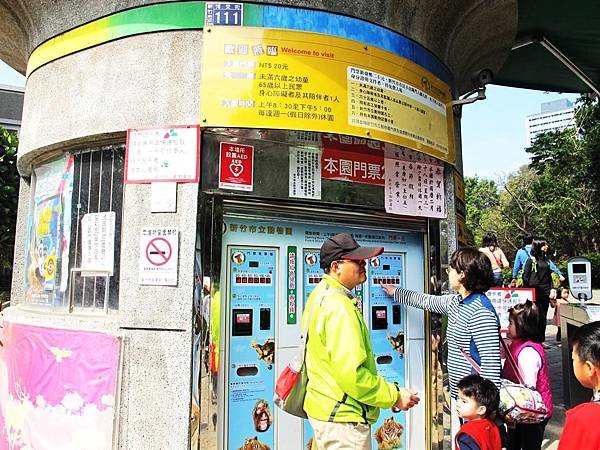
81,212,116,276
289,147,321,199
205,2,243,26
384,146,445,218
201,27,456,164
125,125,200,183
456,215,468,246
321,134,384,185
219,142,254,191
454,170,466,219
139,227,179,286
287,246,297,324
486,288,536,333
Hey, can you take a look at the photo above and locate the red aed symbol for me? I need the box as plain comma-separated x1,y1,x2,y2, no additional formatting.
146,237,172,266
219,142,254,190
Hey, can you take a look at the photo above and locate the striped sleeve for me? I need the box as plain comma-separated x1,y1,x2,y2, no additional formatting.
392,288,456,315
470,307,502,387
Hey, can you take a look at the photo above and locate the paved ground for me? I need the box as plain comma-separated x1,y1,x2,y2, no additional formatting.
542,315,564,450
544,290,600,449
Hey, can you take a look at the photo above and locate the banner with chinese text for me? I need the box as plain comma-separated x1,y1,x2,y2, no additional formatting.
321,134,384,185
384,146,445,218
201,27,456,164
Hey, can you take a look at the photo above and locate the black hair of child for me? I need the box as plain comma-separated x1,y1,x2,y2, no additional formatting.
572,321,600,368
509,301,542,343
457,374,500,418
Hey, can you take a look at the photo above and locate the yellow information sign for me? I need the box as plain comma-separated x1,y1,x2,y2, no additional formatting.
201,27,456,164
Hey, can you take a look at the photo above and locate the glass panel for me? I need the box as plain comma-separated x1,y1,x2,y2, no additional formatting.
192,195,224,449
201,128,386,208
22,145,124,312
69,146,124,311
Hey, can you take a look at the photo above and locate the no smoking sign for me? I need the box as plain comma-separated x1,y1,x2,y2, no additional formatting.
139,227,179,285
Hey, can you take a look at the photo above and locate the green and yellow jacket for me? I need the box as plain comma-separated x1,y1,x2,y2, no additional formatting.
302,274,398,424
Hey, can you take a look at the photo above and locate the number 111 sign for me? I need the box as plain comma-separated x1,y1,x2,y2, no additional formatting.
205,2,243,26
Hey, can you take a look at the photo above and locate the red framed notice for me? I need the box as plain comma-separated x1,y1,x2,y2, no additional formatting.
219,142,254,191
125,125,200,183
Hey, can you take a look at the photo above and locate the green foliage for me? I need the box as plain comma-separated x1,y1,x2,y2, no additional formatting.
464,97,600,287
464,176,498,246
0,127,19,269
582,252,600,291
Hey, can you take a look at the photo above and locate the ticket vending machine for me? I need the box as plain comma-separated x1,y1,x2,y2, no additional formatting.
367,253,407,449
220,216,426,450
226,246,277,450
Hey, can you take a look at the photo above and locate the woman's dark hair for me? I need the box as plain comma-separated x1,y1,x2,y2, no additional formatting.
530,238,548,258
481,232,498,248
457,374,499,418
509,301,542,342
449,247,494,293
572,321,600,368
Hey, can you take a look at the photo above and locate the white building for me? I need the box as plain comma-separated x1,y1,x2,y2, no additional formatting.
526,98,575,147
0,84,24,133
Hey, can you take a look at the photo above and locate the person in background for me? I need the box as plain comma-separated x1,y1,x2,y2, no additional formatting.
511,233,564,286
503,301,552,450
521,238,557,341
454,374,501,450
557,321,600,450
382,247,502,410
479,232,510,287
305,233,419,450
552,286,569,342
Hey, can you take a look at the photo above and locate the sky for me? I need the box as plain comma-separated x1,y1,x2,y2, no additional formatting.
460,85,579,180
1,61,579,180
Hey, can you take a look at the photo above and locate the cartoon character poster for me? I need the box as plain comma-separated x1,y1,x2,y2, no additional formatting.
0,321,121,449
25,154,74,306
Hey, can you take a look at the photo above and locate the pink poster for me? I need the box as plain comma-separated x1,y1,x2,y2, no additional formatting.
0,322,120,450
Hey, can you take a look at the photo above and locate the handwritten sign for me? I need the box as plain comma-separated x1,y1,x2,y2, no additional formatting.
125,125,200,183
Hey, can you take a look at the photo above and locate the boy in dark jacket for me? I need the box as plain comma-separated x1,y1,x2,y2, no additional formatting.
455,375,501,450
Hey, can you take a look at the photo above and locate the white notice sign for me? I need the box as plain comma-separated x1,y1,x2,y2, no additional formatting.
150,182,177,212
139,227,179,286
384,146,446,218
125,125,200,183
289,147,321,199
81,212,116,276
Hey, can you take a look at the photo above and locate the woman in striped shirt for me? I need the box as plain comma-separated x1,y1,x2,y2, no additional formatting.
382,247,502,399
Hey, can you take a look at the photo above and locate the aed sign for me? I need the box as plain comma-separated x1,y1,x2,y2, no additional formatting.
219,142,254,191
139,227,179,286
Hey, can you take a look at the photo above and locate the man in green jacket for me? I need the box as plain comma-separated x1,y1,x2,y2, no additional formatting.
304,233,420,450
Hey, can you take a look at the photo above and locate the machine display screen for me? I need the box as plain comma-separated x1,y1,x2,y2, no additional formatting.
572,263,587,274
236,313,251,324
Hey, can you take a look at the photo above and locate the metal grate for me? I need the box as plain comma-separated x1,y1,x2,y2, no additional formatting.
67,145,125,311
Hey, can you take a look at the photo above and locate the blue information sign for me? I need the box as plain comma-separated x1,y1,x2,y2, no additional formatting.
205,2,243,26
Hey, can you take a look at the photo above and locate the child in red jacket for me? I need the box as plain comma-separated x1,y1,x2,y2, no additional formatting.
558,321,600,450
455,375,501,450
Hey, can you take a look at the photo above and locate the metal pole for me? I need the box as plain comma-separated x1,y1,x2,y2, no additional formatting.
511,35,600,97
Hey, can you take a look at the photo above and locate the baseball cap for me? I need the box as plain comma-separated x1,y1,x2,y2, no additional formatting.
320,233,384,269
